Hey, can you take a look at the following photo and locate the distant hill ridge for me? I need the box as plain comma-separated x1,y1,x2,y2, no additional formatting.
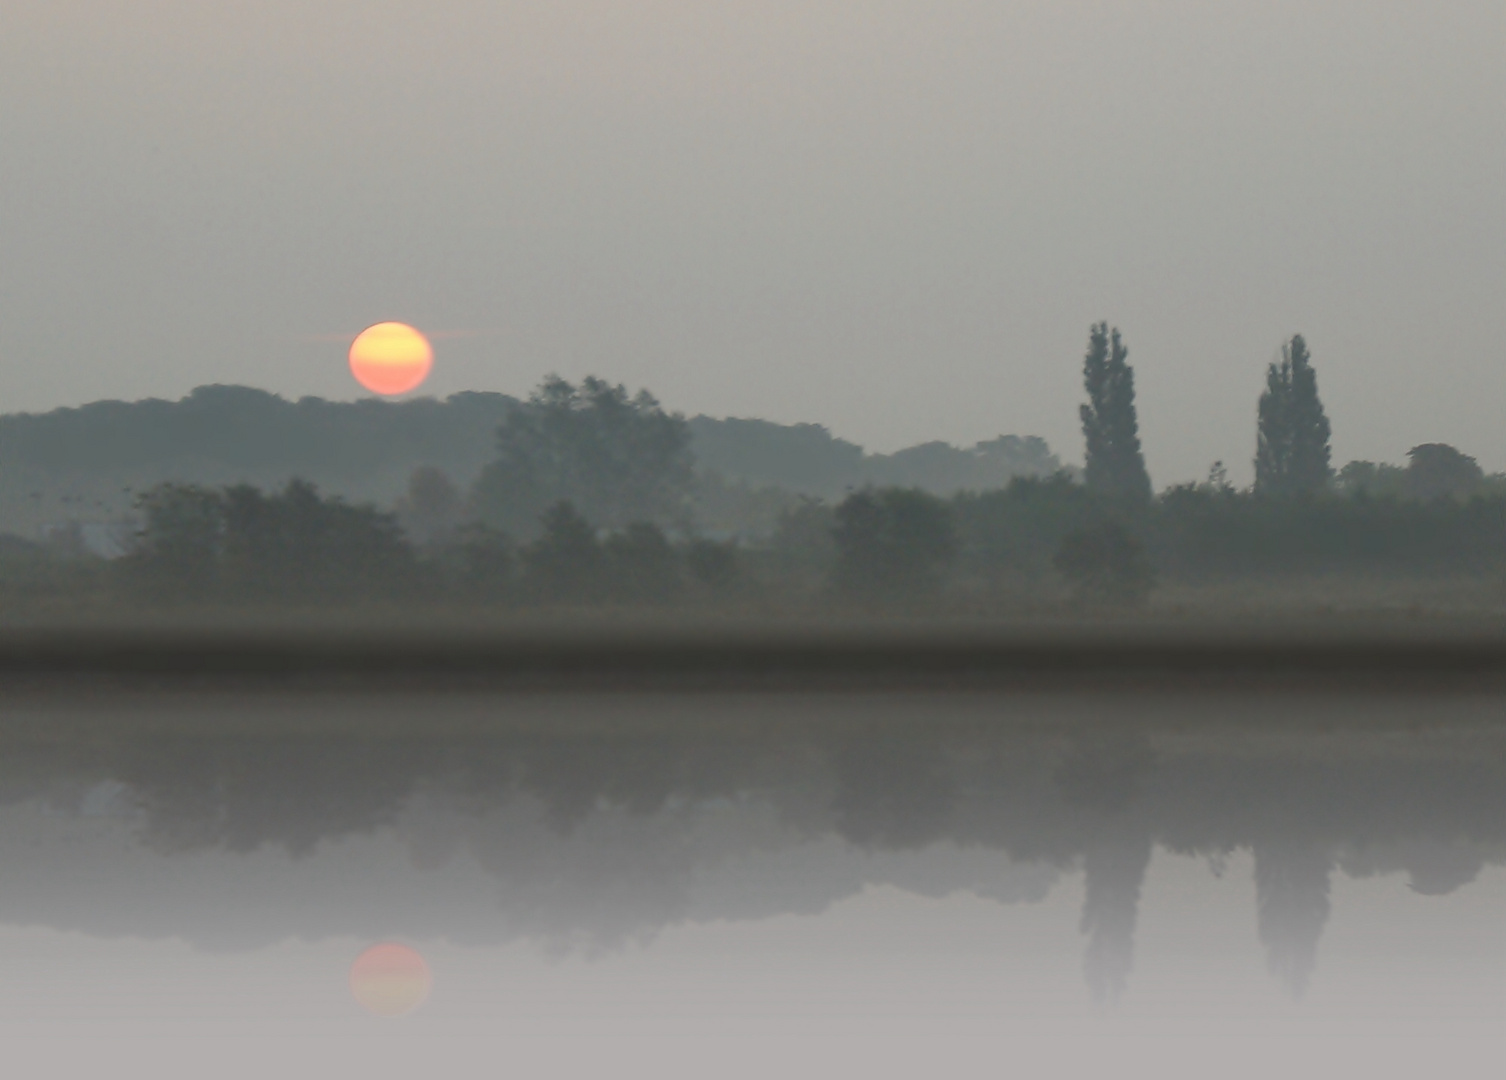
688,416,1062,498
0,385,1063,534
0,385,521,475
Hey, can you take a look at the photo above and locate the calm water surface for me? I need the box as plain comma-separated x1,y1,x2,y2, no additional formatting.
0,691,1501,1078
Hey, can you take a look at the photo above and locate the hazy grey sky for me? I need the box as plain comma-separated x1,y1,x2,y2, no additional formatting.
1,2,1501,483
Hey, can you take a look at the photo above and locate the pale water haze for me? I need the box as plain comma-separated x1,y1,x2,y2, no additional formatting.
0,691,1500,1078
1,2,1501,483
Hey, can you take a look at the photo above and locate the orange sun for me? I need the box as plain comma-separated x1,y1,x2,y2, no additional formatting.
350,942,433,1017
348,322,434,396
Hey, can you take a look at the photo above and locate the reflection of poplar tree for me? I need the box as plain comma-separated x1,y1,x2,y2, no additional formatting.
1253,842,1333,997
1080,835,1153,1002
1080,323,1152,502
1254,335,1331,496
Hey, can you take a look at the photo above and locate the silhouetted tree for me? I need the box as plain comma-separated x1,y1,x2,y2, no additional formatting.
770,497,835,559
442,522,516,600
120,483,225,601
520,500,608,605
394,466,464,546
1080,323,1152,502
0,386,520,535
1255,335,1331,496
831,487,957,600
949,474,1107,584
684,538,739,593
219,479,416,602
1335,460,1406,498
604,522,681,605
1404,444,1483,502
471,376,694,537
1053,521,1154,605
121,479,416,604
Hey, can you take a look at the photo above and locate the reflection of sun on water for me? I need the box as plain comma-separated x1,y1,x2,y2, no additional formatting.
348,322,434,396
350,943,432,1017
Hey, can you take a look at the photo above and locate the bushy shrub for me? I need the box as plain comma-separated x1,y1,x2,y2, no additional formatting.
685,538,739,593
1053,521,1155,606
604,523,682,606
831,487,957,601
520,501,609,605
118,479,418,605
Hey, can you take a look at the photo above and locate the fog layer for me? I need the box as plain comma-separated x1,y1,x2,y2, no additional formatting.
1,2,1501,481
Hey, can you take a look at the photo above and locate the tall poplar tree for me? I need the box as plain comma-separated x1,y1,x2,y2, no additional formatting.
1254,335,1331,496
1080,323,1152,501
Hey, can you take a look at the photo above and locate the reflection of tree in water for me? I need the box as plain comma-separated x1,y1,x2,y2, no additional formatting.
1254,842,1332,997
828,737,956,848
117,739,436,856
15,711,1506,1000
520,739,680,831
1053,734,1154,815
1080,836,1153,1002
1343,839,1483,896
1056,735,1156,1002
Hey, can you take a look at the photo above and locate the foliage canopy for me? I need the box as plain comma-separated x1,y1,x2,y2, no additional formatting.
1255,335,1332,496
1080,323,1152,502
471,377,695,537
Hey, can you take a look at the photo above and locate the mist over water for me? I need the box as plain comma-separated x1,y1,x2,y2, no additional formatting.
0,691,1500,1077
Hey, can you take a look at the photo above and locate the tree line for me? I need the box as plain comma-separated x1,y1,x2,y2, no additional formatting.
0,382,1063,539
2,327,1501,613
